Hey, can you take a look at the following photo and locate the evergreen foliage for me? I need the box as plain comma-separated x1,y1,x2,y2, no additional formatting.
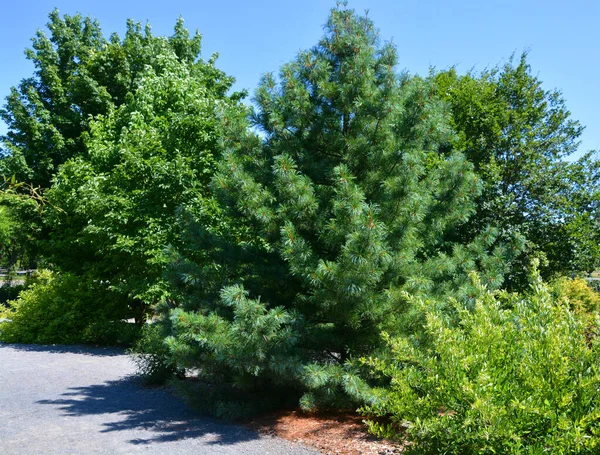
164,4,517,413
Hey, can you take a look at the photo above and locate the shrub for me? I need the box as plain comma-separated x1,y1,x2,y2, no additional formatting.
0,269,135,345
361,273,600,454
130,322,183,385
0,282,25,306
552,277,600,316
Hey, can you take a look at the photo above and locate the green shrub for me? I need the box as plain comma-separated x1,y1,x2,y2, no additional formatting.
552,277,600,316
0,283,25,306
0,269,135,345
130,322,183,385
83,320,141,346
361,273,600,454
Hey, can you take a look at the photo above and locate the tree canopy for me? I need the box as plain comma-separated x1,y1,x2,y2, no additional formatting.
435,57,600,279
1,10,244,324
0,10,205,188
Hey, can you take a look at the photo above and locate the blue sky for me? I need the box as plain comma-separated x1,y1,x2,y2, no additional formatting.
1,0,597,159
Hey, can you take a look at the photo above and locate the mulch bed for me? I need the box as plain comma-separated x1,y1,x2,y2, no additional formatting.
247,410,404,455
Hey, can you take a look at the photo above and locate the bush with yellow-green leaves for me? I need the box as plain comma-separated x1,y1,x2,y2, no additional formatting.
552,277,600,316
361,272,600,454
0,270,139,345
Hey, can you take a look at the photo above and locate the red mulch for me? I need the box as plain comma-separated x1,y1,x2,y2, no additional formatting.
247,410,404,455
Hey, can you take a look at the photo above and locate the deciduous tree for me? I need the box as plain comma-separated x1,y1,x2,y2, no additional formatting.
0,10,205,189
43,22,241,321
435,56,599,280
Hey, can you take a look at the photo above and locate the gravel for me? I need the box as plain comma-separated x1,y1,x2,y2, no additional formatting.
0,343,318,455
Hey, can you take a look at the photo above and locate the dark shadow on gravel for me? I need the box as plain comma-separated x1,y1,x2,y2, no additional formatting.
0,342,126,357
37,377,260,446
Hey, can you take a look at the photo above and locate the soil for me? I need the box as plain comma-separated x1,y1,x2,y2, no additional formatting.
248,410,404,455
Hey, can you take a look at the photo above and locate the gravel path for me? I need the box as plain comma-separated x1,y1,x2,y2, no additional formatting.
0,343,318,455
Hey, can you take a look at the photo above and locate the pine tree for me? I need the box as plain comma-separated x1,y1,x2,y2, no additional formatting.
164,4,516,413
